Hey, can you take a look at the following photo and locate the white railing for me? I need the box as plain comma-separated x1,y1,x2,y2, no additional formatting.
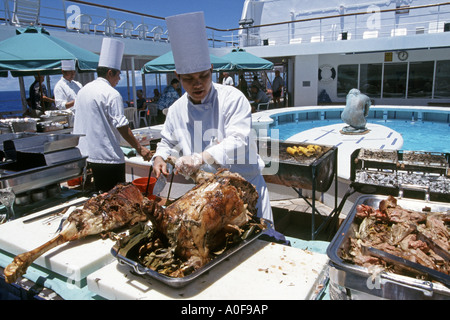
232,2,450,47
1,1,450,48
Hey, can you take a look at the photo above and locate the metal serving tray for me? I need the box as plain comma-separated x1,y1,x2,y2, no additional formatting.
327,195,450,300
3,133,82,156
0,156,87,194
111,219,271,288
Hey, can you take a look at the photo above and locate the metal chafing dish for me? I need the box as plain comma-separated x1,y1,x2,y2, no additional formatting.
327,195,450,300
0,118,37,134
111,219,271,288
0,133,37,162
0,133,86,195
350,148,450,202
2,133,81,157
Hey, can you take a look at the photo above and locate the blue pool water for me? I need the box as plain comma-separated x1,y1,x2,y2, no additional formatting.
270,119,450,153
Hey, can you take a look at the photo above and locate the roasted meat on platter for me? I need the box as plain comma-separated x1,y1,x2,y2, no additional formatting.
342,195,450,278
4,183,155,284
143,168,261,276
4,168,263,283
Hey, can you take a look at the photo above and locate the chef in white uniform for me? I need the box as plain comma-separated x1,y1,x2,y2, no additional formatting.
53,59,82,110
73,38,152,192
152,12,273,223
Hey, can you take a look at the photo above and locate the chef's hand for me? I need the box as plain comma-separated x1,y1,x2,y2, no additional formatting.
175,153,203,179
138,146,152,162
153,156,169,178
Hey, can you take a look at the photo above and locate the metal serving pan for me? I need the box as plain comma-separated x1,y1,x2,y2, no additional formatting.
3,133,82,157
111,219,271,288
0,156,87,194
327,195,450,300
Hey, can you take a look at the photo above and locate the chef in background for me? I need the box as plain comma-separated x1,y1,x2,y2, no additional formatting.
73,38,152,192
53,60,82,110
151,12,273,223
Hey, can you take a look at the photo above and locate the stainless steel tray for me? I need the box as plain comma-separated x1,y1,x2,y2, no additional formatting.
327,195,450,300
0,156,87,194
3,133,82,155
111,219,271,288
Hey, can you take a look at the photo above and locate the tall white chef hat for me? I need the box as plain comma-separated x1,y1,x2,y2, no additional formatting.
61,60,76,71
98,38,124,70
166,11,211,75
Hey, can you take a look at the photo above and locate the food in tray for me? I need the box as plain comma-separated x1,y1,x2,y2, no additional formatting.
286,144,322,157
402,151,448,167
116,169,266,278
3,183,154,284
357,148,398,163
340,195,450,280
3,168,266,283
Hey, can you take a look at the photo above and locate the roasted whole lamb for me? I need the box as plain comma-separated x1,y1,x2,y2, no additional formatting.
146,168,259,276
4,168,261,283
342,195,450,278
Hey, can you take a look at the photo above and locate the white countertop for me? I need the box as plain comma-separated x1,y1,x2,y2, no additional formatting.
87,240,329,300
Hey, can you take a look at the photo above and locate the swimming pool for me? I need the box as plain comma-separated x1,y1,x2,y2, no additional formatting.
252,105,450,154
270,119,450,153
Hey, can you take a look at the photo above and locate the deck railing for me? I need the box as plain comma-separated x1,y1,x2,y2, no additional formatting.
1,1,450,48
231,2,450,46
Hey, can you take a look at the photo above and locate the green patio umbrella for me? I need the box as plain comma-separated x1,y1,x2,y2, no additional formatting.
142,51,232,74
0,26,99,76
221,48,273,71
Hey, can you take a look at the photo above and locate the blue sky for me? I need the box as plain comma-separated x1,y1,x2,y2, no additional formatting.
87,0,246,30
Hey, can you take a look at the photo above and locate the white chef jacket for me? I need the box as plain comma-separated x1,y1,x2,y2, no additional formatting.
73,77,128,164
53,77,82,110
222,75,234,86
153,83,273,222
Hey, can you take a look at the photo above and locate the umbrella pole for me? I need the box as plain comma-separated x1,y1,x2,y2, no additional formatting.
37,71,45,113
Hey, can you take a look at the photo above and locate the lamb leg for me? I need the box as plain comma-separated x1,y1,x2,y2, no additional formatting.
4,222,79,284
4,183,155,284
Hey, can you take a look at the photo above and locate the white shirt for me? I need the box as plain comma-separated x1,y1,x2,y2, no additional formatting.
53,77,82,110
73,77,128,164
222,75,234,86
153,83,273,221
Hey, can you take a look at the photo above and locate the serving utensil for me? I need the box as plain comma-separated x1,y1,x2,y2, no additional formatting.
362,245,450,288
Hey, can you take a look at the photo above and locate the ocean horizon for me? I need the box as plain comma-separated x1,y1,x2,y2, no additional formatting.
0,85,163,113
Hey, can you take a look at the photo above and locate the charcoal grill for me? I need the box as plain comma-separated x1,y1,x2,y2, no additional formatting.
349,148,450,202
258,139,339,239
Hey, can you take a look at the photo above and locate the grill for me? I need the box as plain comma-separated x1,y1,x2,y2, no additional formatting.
349,148,450,202
258,139,339,239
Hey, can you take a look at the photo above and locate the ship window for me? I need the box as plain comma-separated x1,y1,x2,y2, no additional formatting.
383,63,407,98
408,61,434,98
360,64,382,98
337,64,358,97
434,60,450,98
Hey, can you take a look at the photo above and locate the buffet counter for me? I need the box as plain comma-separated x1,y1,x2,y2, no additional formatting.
0,200,329,300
